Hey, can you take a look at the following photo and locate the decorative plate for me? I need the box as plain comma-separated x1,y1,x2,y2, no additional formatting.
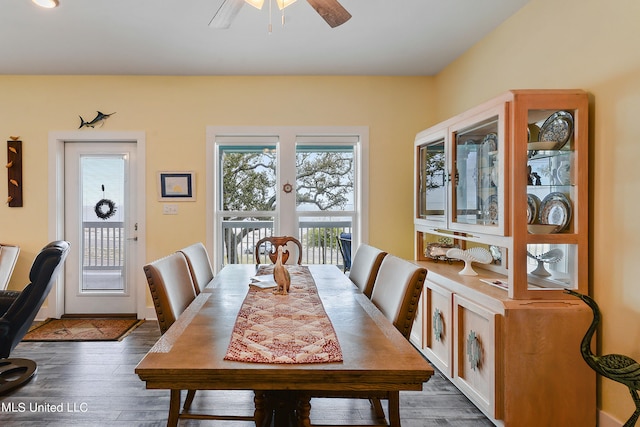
425,243,459,262
539,111,574,150
527,194,540,224
485,194,499,224
539,192,572,231
482,133,498,153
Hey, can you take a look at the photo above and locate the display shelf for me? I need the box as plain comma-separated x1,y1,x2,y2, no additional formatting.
412,90,594,426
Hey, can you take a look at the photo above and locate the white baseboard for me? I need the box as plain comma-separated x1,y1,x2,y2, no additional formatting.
599,409,624,427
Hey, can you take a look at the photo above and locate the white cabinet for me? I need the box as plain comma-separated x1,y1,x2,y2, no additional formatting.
453,294,499,418
422,280,452,377
411,90,595,426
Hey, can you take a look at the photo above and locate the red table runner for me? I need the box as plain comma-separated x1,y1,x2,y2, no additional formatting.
224,265,343,364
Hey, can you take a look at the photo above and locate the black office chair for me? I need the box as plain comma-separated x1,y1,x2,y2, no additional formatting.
0,241,70,395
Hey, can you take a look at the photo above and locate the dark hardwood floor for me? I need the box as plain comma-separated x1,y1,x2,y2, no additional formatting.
1,321,492,426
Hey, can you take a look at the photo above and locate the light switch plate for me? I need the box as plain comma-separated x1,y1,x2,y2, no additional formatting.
162,204,178,215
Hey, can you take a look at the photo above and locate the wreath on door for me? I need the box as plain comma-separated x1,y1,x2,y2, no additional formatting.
94,198,117,220
94,185,117,220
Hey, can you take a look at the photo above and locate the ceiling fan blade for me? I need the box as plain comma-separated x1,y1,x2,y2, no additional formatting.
209,0,245,29
306,0,352,28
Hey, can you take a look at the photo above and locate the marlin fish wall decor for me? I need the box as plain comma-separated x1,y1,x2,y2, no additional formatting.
79,111,115,128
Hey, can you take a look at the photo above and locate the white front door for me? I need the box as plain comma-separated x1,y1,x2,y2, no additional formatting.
63,142,138,314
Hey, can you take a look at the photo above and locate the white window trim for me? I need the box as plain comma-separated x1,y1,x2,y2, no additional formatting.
206,126,369,272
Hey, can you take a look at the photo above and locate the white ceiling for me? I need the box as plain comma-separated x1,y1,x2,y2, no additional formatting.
1,0,529,76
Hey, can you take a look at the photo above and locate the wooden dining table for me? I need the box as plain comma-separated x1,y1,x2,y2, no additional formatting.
135,264,434,427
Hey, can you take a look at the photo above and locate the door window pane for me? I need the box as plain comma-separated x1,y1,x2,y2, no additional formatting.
81,155,125,292
219,145,277,265
296,146,354,211
219,145,277,211
296,145,355,269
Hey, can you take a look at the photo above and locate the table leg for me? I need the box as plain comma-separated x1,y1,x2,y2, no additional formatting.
167,389,181,427
388,391,400,427
296,393,311,427
254,391,268,427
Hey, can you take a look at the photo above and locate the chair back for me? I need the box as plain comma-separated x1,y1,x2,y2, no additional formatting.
348,244,387,298
0,244,20,291
370,255,427,340
0,241,70,358
254,236,302,265
144,252,197,334
178,243,214,294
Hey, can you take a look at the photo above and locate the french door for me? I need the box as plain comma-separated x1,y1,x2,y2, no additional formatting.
208,126,368,272
64,142,138,314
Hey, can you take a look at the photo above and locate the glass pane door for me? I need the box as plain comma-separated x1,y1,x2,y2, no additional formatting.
452,114,502,234
64,142,137,315
296,145,355,266
218,144,277,265
418,138,446,223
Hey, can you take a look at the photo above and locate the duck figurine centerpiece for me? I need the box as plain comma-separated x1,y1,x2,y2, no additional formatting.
273,246,291,295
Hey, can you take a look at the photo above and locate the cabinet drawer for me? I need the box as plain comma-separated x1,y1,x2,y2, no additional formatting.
423,281,453,377
453,294,500,419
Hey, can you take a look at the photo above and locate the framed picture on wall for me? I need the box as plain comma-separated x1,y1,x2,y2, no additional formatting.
157,171,196,201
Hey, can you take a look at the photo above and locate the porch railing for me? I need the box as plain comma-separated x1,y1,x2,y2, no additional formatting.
83,221,124,271
221,220,352,266
82,219,352,271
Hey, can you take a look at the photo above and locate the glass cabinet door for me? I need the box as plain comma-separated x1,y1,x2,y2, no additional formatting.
418,136,446,225
525,107,580,292
451,109,505,235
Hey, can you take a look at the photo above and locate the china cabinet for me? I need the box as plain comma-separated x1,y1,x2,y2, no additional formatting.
412,90,595,426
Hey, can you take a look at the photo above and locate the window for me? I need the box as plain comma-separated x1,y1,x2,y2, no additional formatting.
207,127,368,272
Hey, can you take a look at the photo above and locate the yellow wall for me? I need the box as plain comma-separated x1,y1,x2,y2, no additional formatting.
0,75,434,284
434,0,640,424
2,0,638,422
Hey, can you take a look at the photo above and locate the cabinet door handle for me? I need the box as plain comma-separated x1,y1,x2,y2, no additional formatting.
432,308,443,342
467,330,482,371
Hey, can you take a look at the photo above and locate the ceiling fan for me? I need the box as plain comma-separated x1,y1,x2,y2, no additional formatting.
209,0,352,29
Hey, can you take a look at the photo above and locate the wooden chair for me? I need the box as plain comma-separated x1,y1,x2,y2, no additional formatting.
310,255,427,427
254,236,302,265
178,242,214,294
347,243,387,298
143,252,254,425
0,244,20,291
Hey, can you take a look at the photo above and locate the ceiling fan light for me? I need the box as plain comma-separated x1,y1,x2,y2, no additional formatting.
276,0,297,10
244,0,264,9
32,0,58,8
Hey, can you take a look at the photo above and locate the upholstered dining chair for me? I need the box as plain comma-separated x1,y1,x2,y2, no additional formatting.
310,254,427,427
254,236,302,265
143,252,199,415
347,243,387,298
143,252,254,424
143,252,197,335
0,244,20,291
178,242,214,294
0,240,70,395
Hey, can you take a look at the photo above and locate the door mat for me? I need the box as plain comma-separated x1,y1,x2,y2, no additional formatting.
22,318,144,342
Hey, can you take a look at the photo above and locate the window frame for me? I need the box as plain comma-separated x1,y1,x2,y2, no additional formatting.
206,126,369,272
